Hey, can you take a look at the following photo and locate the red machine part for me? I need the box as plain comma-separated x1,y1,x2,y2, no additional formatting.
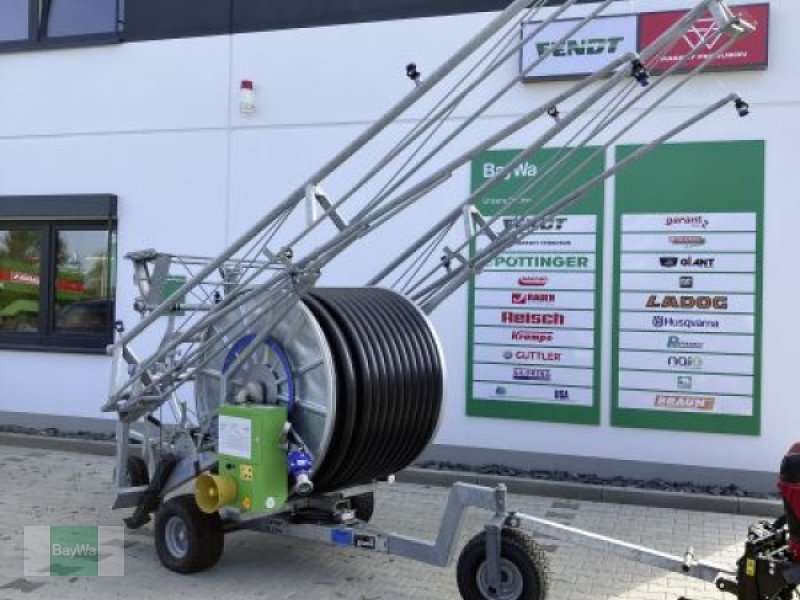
779,444,800,562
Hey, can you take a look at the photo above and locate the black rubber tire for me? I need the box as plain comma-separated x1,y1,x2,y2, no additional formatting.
126,455,150,487
350,492,375,523
154,494,224,574
456,529,549,600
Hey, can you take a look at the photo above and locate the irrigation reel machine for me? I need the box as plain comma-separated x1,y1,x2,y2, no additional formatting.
101,1,800,598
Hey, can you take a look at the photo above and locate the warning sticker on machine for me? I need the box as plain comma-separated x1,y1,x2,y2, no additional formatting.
218,416,252,460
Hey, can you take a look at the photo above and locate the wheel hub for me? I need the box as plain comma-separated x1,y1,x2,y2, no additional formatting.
477,558,524,600
164,516,189,559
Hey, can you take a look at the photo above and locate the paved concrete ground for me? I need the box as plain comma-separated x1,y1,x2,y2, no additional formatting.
0,446,766,600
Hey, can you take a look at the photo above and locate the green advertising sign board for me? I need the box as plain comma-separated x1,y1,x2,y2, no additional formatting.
466,148,605,425
611,141,765,435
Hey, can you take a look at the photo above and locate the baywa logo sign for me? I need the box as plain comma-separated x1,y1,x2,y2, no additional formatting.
482,161,538,181
24,526,124,576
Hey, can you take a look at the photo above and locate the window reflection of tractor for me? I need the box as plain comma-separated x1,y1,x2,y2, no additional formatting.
0,259,91,331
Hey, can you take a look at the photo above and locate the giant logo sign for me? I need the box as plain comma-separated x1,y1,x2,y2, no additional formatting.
521,4,769,81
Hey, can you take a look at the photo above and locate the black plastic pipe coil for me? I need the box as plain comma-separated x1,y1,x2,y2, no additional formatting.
303,288,444,492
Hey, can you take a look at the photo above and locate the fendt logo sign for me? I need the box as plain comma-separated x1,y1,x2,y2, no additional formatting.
521,15,638,80
521,4,769,81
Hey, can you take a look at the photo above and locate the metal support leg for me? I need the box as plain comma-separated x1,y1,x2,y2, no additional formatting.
484,521,503,598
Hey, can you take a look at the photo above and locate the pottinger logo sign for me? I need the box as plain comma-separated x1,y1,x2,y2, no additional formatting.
521,5,768,80
639,4,769,73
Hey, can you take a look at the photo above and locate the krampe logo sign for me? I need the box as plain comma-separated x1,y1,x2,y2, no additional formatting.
24,526,124,576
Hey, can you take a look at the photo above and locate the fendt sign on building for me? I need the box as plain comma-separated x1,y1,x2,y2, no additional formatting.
520,4,769,81
520,15,638,80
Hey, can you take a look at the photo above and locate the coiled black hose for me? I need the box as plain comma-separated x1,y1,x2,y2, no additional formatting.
304,288,444,492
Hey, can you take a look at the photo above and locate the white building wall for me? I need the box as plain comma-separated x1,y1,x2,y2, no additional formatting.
0,0,798,476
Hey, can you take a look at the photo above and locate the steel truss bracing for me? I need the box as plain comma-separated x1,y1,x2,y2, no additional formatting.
102,0,756,509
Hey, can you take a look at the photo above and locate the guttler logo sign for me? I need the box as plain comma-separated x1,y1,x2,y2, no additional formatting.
521,4,769,81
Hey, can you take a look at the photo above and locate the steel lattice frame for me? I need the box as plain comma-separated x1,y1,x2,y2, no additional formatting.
102,0,756,509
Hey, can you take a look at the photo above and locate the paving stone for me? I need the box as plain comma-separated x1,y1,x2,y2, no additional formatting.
0,445,775,599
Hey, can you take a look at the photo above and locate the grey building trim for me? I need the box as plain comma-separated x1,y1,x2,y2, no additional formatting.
0,194,117,220
0,410,116,435
418,443,780,496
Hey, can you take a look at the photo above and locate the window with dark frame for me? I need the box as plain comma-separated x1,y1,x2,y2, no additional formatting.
0,195,117,353
0,0,123,51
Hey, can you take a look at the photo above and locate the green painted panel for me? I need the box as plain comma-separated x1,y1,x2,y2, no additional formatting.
466,147,605,425
611,141,765,435
218,405,289,514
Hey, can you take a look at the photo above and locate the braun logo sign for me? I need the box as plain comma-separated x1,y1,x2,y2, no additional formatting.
521,5,769,81
521,15,638,81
